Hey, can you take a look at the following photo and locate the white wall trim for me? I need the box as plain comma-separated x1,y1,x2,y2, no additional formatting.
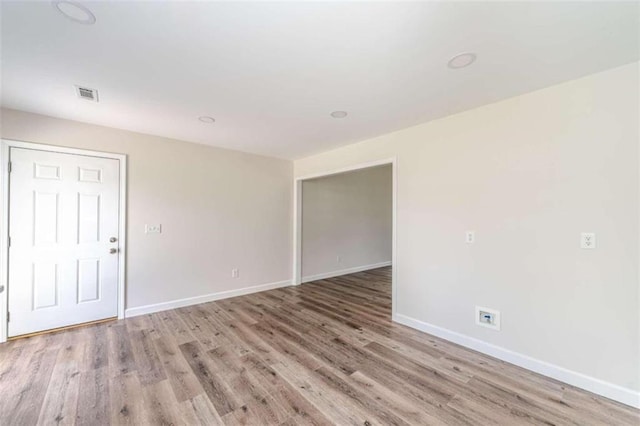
296,158,398,181
394,313,640,409
293,157,398,318
292,178,303,285
302,261,392,283
0,139,127,343
125,279,293,317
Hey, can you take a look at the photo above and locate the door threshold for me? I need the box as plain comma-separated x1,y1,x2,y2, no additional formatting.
8,316,118,340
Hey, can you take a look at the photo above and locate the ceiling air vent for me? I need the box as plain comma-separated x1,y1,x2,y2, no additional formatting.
75,85,98,102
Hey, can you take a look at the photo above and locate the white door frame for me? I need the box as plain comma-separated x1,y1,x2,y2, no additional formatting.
0,139,127,343
292,157,397,317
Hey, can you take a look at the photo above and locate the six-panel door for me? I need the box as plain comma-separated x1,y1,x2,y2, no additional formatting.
8,147,120,336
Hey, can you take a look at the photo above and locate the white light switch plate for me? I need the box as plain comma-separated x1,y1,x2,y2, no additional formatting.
145,224,162,234
580,232,596,249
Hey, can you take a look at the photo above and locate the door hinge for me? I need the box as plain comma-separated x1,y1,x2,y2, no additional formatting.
7,312,9,322
7,236,10,248
8,162,11,173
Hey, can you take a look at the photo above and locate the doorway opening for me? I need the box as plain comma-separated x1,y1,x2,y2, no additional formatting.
293,159,397,318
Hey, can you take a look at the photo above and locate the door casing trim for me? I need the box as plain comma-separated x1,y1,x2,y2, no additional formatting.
0,139,127,343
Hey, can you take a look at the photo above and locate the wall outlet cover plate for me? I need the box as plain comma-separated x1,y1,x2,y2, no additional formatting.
475,306,501,331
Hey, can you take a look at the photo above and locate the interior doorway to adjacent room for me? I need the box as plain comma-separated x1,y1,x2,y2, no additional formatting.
293,159,396,318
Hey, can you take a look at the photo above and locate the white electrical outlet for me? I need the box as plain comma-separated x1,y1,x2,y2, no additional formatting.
580,232,596,249
231,268,239,278
475,306,500,331
466,231,475,244
145,224,162,234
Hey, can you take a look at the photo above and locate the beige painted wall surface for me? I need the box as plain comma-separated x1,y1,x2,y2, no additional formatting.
295,63,640,392
302,164,391,279
1,108,293,309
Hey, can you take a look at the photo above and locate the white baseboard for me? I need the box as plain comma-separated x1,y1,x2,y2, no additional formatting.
302,261,392,283
125,279,293,317
393,313,640,409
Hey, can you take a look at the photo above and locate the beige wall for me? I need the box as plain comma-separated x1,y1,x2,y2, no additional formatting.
0,108,293,310
302,165,391,280
295,63,640,393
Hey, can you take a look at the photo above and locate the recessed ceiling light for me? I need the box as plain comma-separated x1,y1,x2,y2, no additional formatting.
52,1,96,25
447,52,477,69
330,111,348,119
198,116,216,123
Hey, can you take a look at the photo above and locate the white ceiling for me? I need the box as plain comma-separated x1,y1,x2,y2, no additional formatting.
1,1,638,159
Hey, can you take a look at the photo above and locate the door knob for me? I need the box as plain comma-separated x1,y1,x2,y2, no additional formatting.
110,248,118,254
110,237,117,243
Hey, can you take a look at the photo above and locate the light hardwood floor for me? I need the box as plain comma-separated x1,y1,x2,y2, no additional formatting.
0,267,638,425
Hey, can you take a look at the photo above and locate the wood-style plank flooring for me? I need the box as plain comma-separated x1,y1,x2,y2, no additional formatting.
1,267,638,425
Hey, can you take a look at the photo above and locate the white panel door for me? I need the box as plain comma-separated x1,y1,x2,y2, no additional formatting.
8,147,120,336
